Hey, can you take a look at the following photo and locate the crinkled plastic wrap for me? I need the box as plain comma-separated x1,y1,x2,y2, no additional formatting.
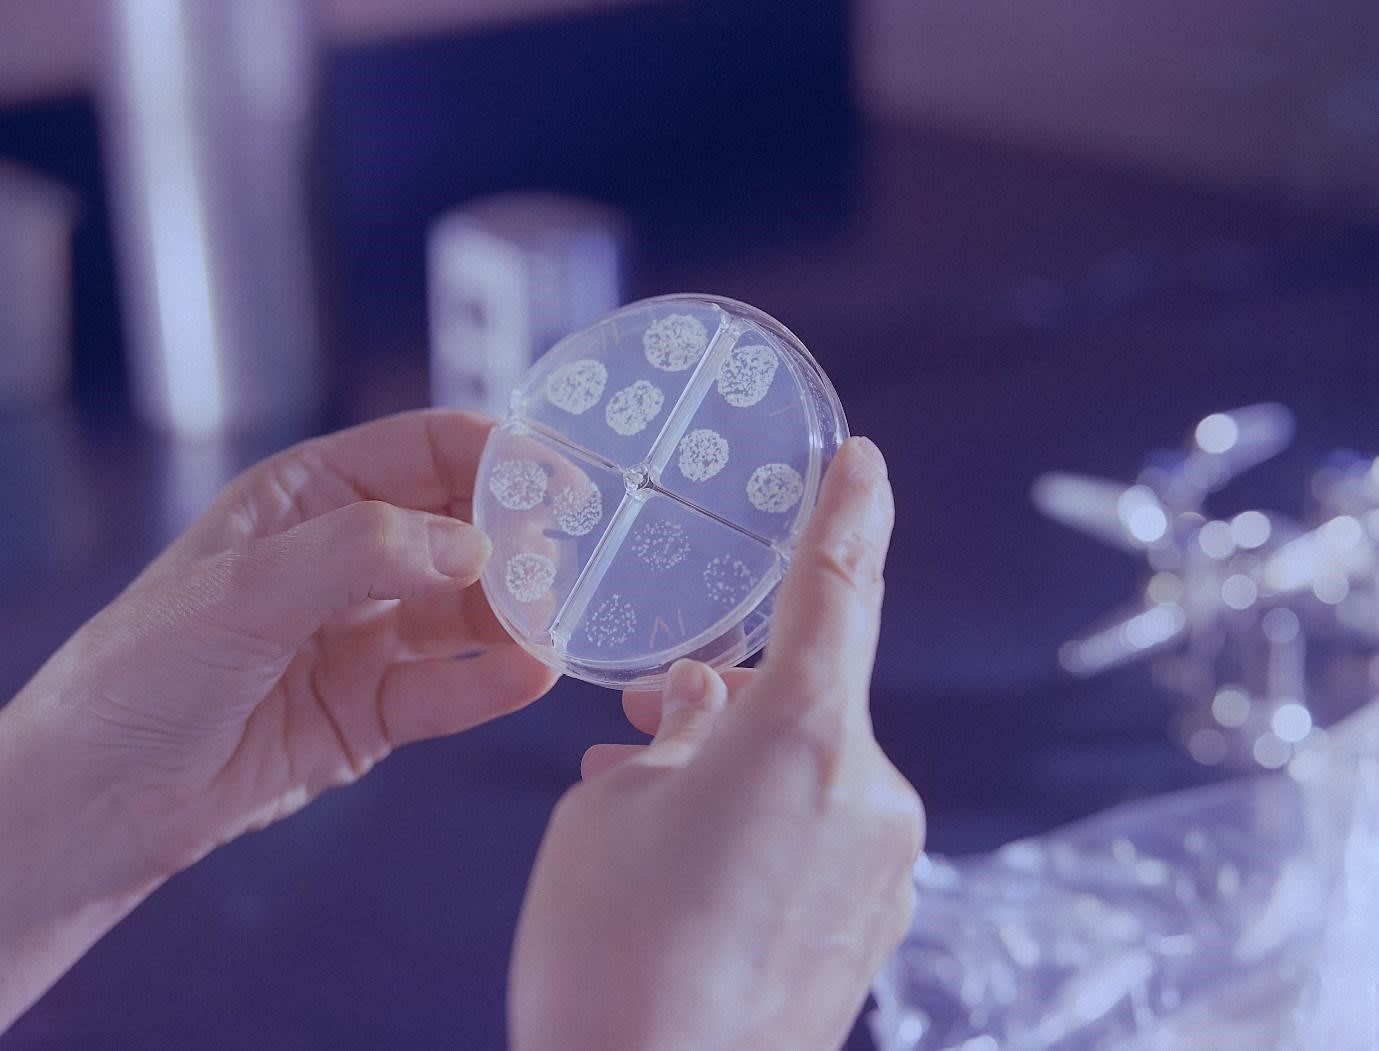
870,704,1379,1050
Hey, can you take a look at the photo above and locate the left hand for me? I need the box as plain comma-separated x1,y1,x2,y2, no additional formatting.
1,410,556,1028
39,409,556,865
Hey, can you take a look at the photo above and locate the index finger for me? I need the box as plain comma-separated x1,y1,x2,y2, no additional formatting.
307,409,495,512
755,436,894,715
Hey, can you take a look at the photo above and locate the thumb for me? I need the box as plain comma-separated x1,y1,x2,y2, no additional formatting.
633,660,729,770
217,500,490,646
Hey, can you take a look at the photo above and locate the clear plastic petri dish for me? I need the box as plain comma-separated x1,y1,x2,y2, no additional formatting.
473,293,847,689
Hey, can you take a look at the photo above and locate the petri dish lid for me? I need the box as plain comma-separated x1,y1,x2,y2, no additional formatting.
473,293,847,690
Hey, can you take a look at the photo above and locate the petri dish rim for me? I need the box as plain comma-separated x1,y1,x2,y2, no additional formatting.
475,292,847,690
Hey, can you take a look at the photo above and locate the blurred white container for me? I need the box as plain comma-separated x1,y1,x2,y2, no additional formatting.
428,193,627,418
99,0,323,436
0,160,78,406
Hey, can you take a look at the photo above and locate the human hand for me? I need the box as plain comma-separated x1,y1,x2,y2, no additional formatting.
1,410,556,1026
508,437,923,1051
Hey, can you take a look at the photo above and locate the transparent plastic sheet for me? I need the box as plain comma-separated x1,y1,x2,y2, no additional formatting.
870,704,1379,1051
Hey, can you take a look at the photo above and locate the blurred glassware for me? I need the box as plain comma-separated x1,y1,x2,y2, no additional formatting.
428,192,627,419
0,160,78,407
99,0,323,436
1034,404,1379,770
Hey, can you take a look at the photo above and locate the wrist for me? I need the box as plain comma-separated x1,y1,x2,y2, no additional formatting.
0,681,170,1031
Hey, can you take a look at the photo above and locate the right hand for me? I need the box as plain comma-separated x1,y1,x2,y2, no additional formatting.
509,436,924,1050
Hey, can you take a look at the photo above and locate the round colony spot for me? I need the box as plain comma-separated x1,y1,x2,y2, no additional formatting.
489,459,548,510
643,313,709,372
746,463,803,514
552,481,603,537
544,358,608,414
629,518,690,571
584,593,637,648
703,555,756,607
716,344,779,408
505,552,557,603
604,379,665,436
677,428,729,482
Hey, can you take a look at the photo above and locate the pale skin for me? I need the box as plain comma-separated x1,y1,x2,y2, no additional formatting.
0,409,923,1049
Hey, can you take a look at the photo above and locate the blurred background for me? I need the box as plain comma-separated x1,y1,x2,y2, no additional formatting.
1,1,1377,1047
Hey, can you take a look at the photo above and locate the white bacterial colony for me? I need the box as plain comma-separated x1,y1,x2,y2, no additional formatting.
716,344,778,408
703,555,756,607
746,463,803,514
604,380,665,436
552,482,603,536
584,593,637,648
630,518,690,571
677,428,729,482
643,313,709,372
545,358,608,414
505,552,556,603
489,459,548,510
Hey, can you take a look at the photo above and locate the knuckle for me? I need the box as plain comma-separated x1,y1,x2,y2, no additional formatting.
888,879,917,948
761,705,850,793
862,747,925,865
898,784,926,861
883,768,926,863
217,545,268,605
806,531,885,597
352,500,405,557
207,549,292,637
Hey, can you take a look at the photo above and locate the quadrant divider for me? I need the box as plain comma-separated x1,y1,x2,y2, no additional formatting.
644,318,742,477
512,415,625,474
647,480,783,552
548,491,646,646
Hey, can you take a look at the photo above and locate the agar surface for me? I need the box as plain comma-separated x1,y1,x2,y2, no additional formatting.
605,379,665,436
584,593,638,648
703,555,756,607
643,313,709,372
545,358,608,414
489,459,548,511
717,344,778,408
552,482,603,536
505,552,556,603
630,518,691,571
677,428,730,482
746,463,803,513
478,297,843,681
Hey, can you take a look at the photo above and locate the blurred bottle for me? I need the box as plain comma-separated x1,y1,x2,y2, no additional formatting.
99,0,323,437
0,161,78,408
428,193,627,418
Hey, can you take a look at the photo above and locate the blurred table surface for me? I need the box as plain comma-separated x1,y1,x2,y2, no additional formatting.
3,122,1378,1049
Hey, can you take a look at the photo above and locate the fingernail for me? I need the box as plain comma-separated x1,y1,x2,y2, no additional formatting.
429,519,491,578
662,659,705,718
845,436,887,477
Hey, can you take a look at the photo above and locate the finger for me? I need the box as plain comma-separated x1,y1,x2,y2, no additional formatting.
297,409,494,514
580,743,647,779
620,689,662,736
754,437,894,717
217,501,492,648
377,645,559,747
621,666,755,736
168,411,492,569
630,660,728,770
390,585,512,660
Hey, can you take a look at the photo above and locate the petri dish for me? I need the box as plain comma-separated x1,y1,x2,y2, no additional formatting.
472,293,847,689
